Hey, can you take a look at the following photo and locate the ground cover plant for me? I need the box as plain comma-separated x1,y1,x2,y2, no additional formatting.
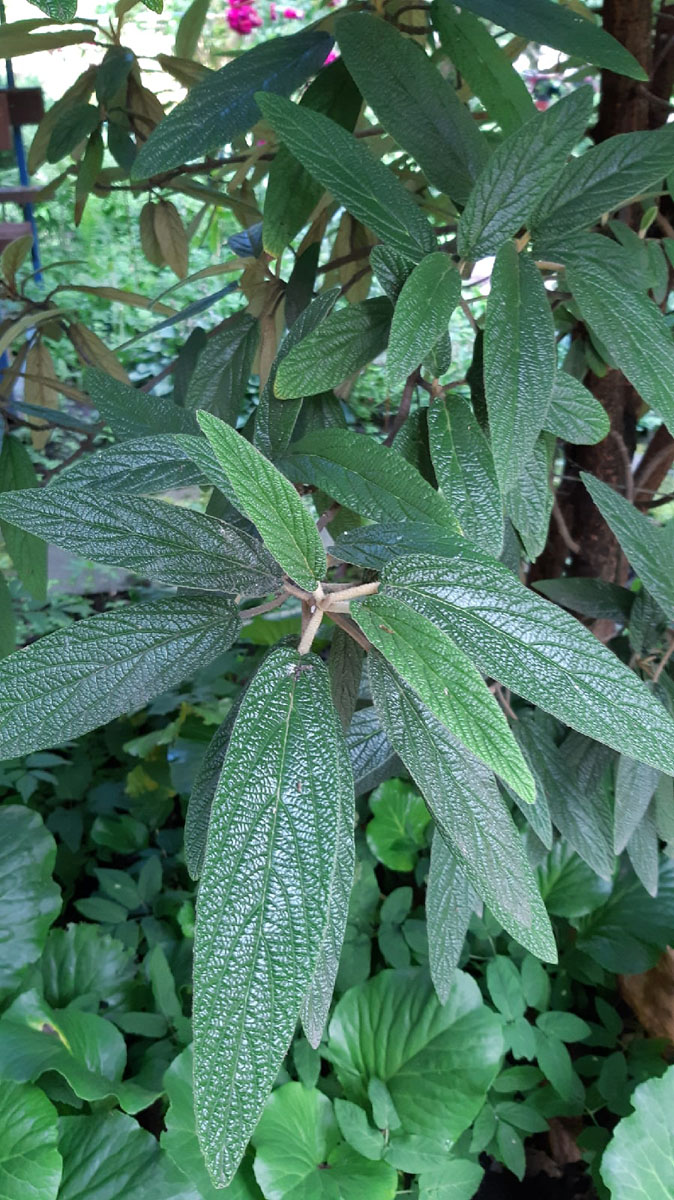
1,0,674,1195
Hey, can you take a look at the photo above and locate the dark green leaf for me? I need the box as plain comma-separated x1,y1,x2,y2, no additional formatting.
0,595,240,759
0,434,47,602
0,1081,61,1200
185,314,259,423
133,30,333,178
627,804,659,897
382,550,674,775
537,841,611,920
53,434,210,494
544,373,610,445
95,45,135,105
426,833,476,1004
274,298,392,399
387,254,461,387
330,627,364,733
536,1011,591,1042
0,806,60,1000
534,1030,583,1106
278,429,459,529
257,93,437,263
0,574,15,658
58,1111,197,1200
41,924,135,1009
575,858,674,973
185,708,239,881
47,102,100,164
505,433,554,561
614,754,660,855
345,706,402,797
428,395,503,557
336,13,489,206
457,87,594,259
197,411,326,590
85,368,197,439
331,521,465,571
532,576,633,623
193,647,354,1185
486,955,526,1020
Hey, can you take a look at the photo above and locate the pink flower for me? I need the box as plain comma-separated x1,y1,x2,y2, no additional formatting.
270,2,277,17
281,6,302,17
227,2,262,32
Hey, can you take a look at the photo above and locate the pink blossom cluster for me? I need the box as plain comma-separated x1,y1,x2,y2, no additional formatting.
269,2,304,17
226,0,262,34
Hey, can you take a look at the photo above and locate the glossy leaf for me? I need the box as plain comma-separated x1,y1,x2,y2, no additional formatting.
257,93,437,263
484,244,556,496
41,923,135,1009
354,593,535,804
0,1080,61,1200
582,473,674,620
0,488,282,596
85,368,197,439
369,654,556,960
427,395,503,556
432,3,534,136
366,777,431,872
0,434,47,602
193,647,354,1185
0,806,60,1000
0,595,240,760
327,968,503,1142
382,551,674,776
58,1111,198,1200
387,254,461,388
448,0,646,80
279,429,459,529
133,30,333,177
457,87,594,260
426,833,476,1004
544,373,610,445
197,411,326,590
336,13,488,207
601,1067,674,1200
274,298,392,399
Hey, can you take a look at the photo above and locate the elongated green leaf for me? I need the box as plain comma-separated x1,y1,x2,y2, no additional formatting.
58,1111,198,1200
0,488,282,597
53,435,210,494
197,411,326,590
369,653,556,960
387,254,461,387
85,367,197,440
264,59,361,258
185,710,239,882
330,626,364,733
0,806,60,1000
274,298,392,399
0,573,15,658
614,755,660,855
432,3,534,137
0,1081,61,1200
278,429,459,529
627,804,659,897
255,289,340,459
0,434,46,603
0,595,239,760
331,521,465,571
133,29,333,178
533,576,634,623
485,244,556,495
426,833,476,1004
336,14,488,207
505,433,554,561
567,240,674,434
448,0,646,80
354,593,535,804
194,646,354,1185
427,395,503,556
601,1066,674,1200
185,314,259,423
533,128,674,249
345,706,402,797
582,473,674,620
382,550,674,775
457,87,593,259
257,93,437,263
544,373,610,445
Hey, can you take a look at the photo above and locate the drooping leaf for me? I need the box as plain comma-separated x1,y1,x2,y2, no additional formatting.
330,626,364,733
193,647,354,1185
626,804,659,898
345,706,402,797
582,473,674,620
354,593,535,804
426,833,476,1004
382,551,674,776
567,239,674,435
447,0,646,80
0,488,282,597
331,521,465,571
274,298,392,399
601,1064,674,1200
85,368,197,439
0,806,60,1000
544,373,610,445
197,411,326,590
369,654,556,960
185,314,259,423
336,13,489,207
427,395,503,556
0,434,47,602
257,93,437,263
327,968,503,1143
484,244,556,496
505,433,555,561
0,1080,61,1200
432,3,535,137
132,29,333,178
457,87,594,260
278,429,459,529
386,254,461,388
58,1111,198,1200
575,858,674,974
253,1083,398,1200
532,128,674,250
0,595,240,760
614,755,660,855
0,574,16,658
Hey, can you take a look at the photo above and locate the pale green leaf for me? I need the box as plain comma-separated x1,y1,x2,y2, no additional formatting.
274,298,392,399
601,1066,674,1200
544,373,610,444
426,832,476,1004
197,411,326,590
0,806,60,1000
0,595,240,760
387,254,461,387
0,434,46,603
382,550,674,775
457,87,594,259
418,1159,485,1200
133,30,333,178
0,1080,61,1200
336,13,489,206
427,395,503,556
193,647,354,1185
257,93,437,263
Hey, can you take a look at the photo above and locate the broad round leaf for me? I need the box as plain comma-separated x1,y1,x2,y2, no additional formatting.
0,1080,61,1200
0,805,61,1000
601,1066,674,1200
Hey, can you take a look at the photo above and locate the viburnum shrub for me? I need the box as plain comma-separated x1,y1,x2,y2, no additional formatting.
2,0,674,1193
